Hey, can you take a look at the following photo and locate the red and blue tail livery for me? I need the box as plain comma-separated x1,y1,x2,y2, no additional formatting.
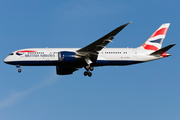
4,22,175,77
140,23,170,51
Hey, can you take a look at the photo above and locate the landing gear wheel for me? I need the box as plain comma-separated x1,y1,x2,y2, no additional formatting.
88,72,92,77
84,65,93,77
90,66,94,71
84,71,88,76
85,65,90,71
18,69,21,73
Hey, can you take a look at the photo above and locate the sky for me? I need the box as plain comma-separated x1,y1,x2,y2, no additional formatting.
0,0,179,120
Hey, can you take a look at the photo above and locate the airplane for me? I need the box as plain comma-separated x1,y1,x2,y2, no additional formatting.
4,22,175,77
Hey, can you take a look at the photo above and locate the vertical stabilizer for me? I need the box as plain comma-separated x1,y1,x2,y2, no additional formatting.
139,23,170,51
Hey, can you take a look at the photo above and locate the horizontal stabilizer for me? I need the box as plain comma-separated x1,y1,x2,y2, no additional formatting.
150,44,176,56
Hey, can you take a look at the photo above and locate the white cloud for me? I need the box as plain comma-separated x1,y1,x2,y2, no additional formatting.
0,74,58,110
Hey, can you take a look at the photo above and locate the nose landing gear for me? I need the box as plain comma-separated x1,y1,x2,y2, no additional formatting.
18,69,22,73
16,65,22,73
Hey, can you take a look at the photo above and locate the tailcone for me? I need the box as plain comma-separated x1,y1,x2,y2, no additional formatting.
161,52,171,57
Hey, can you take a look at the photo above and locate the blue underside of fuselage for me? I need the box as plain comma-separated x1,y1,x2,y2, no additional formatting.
5,60,143,66
93,60,143,66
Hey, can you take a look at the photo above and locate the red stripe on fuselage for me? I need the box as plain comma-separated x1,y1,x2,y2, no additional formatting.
17,50,36,53
142,43,158,51
150,28,168,38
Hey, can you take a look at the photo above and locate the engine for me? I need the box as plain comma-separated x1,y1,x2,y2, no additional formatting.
58,51,79,62
56,66,78,75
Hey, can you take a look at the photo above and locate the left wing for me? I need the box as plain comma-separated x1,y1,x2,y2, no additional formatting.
76,22,131,65
77,22,131,53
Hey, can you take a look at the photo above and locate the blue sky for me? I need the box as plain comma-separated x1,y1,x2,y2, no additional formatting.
0,0,179,120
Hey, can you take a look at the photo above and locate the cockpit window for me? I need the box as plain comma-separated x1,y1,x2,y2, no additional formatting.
9,53,14,55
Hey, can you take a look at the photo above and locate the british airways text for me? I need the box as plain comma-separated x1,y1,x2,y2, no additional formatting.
25,54,55,57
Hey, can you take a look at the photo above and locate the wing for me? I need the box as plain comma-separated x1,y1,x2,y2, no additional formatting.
56,23,131,75
77,22,131,53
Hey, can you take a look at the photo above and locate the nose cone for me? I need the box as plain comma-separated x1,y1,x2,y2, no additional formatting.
4,57,9,64
4,56,12,64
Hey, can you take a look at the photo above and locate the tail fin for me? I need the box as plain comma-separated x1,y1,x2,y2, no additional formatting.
139,23,170,51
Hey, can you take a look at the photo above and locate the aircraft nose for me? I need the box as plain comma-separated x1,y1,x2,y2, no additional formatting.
4,56,10,64
4,57,8,63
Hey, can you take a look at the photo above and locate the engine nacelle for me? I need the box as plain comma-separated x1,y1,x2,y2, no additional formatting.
56,66,78,75
58,51,77,62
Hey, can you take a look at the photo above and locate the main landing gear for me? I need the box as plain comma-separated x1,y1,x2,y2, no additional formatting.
84,65,94,77
16,65,22,73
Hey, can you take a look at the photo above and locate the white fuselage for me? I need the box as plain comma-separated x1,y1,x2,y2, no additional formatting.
4,48,162,67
